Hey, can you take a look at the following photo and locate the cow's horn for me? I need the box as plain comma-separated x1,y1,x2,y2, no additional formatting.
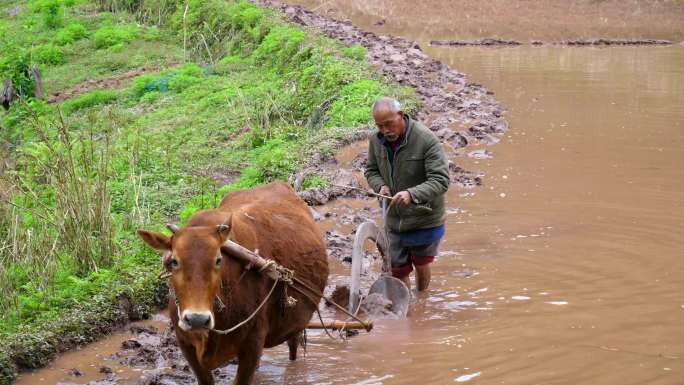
166,223,179,234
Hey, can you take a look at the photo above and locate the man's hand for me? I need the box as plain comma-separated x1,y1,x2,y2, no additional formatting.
379,185,391,197
390,191,412,207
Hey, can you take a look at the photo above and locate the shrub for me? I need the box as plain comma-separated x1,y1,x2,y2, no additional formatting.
54,22,88,45
170,0,269,60
93,25,139,49
252,138,299,181
142,26,160,41
60,90,119,114
33,0,63,29
302,173,328,189
252,25,306,68
342,44,367,61
131,74,167,97
33,44,65,65
326,79,388,127
131,64,204,97
0,47,35,99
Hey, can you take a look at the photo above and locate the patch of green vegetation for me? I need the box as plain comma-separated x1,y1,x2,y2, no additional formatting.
0,48,35,99
44,40,183,91
32,0,64,29
55,22,88,45
326,79,389,127
92,24,139,48
342,44,367,61
60,89,119,113
131,63,204,97
33,43,66,64
302,173,329,190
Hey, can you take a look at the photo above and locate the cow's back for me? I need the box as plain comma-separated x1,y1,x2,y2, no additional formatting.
219,181,328,346
219,181,326,284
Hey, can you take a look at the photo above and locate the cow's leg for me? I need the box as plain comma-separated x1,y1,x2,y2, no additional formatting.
233,337,264,385
179,342,214,385
287,332,301,361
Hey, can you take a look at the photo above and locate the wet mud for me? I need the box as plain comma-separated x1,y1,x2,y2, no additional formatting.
430,38,523,47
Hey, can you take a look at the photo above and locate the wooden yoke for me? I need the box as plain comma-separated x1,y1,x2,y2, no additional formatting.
220,240,281,281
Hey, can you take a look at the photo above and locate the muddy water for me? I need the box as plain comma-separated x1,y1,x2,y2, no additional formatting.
14,316,168,385
282,2,684,384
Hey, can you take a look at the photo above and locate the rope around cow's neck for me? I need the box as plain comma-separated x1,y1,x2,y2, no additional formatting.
211,277,279,335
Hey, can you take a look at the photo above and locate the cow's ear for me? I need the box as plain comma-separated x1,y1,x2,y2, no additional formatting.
216,213,233,243
137,229,171,251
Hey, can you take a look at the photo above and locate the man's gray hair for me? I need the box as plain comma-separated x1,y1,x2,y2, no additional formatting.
372,97,401,113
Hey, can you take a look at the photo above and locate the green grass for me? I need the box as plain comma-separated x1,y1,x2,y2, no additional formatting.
0,0,418,382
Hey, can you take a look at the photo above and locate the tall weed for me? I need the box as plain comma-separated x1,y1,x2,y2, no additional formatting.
0,105,120,314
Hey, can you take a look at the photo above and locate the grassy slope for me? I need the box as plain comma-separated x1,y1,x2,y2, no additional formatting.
0,0,417,383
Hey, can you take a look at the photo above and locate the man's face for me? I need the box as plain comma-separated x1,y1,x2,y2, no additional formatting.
373,109,405,142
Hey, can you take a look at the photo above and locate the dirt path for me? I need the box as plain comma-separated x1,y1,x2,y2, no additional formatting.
47,66,161,103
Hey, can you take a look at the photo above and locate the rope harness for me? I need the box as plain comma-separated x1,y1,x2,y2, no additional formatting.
161,241,372,339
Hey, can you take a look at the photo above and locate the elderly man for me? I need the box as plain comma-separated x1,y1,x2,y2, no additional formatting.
364,97,450,291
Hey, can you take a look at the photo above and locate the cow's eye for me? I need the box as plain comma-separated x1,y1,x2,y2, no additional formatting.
168,257,179,270
215,256,222,268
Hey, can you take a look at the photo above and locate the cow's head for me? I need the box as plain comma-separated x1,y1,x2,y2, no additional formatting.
137,217,232,332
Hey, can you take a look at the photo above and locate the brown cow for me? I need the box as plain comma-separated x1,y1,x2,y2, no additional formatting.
138,181,329,385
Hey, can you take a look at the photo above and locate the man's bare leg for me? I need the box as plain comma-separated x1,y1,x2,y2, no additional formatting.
415,264,431,291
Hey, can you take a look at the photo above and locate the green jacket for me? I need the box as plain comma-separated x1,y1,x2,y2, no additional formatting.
365,115,450,232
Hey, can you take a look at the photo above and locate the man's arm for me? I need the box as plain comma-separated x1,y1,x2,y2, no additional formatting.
406,137,450,203
364,140,387,193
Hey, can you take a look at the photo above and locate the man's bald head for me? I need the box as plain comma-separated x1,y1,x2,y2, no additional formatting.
372,97,405,142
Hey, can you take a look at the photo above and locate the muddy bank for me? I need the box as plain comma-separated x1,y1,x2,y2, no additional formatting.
1,285,167,385
254,0,507,133
430,38,678,47
430,38,522,47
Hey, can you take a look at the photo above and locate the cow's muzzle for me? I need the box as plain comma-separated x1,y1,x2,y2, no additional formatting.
179,310,215,331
